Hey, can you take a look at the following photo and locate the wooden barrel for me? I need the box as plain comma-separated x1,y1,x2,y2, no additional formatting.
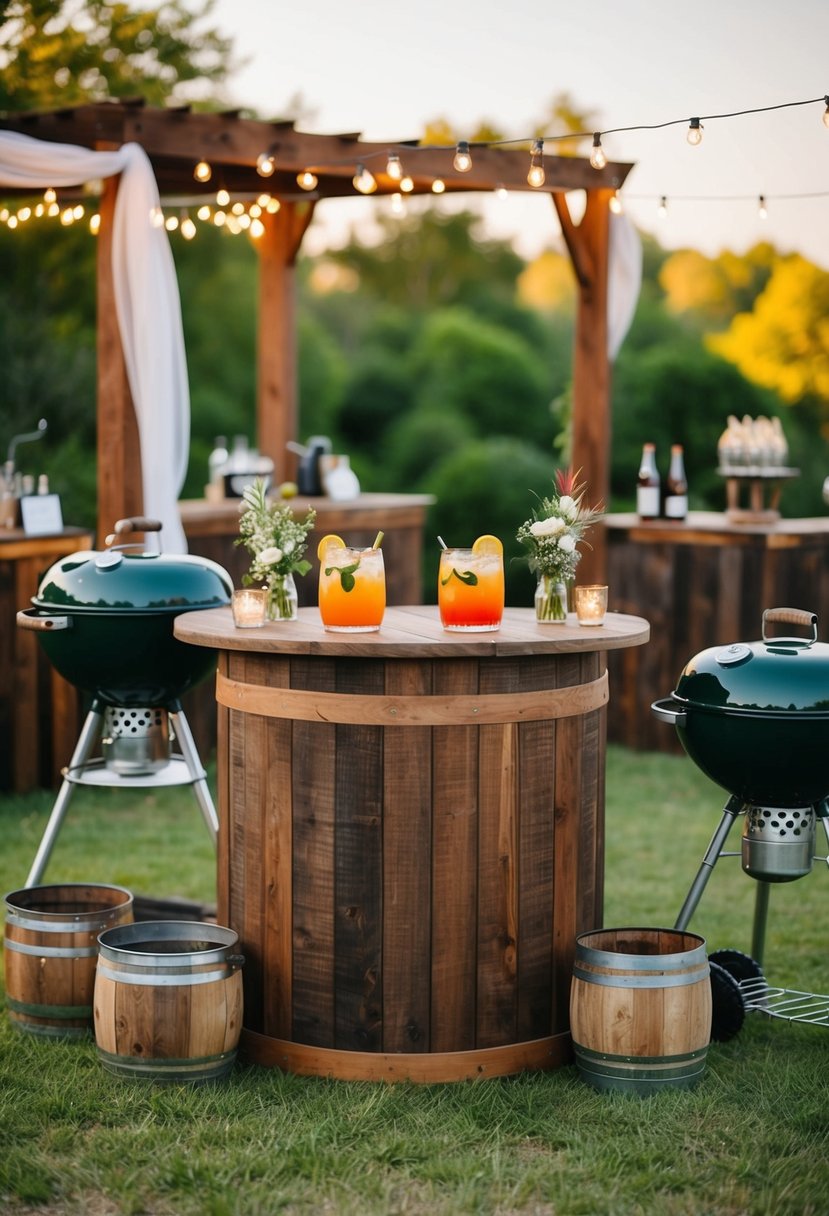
569,927,712,1095
94,921,243,1082
4,883,134,1037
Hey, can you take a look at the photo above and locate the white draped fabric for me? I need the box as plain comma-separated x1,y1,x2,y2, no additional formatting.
0,130,189,552
607,211,643,360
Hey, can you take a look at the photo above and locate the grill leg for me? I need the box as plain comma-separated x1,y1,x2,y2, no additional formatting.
674,796,743,932
750,882,771,967
25,704,104,887
169,707,219,844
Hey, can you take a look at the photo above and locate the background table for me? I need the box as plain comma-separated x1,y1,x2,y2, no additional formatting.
176,605,649,1081
604,512,829,754
1,527,92,791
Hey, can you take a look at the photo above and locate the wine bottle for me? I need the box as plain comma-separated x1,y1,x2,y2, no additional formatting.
636,443,660,519
664,445,688,520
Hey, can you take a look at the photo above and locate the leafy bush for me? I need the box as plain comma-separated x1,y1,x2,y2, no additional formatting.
424,437,561,605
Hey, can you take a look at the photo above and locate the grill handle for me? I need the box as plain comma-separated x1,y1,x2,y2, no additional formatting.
16,608,72,632
651,696,687,726
104,517,162,546
762,607,817,647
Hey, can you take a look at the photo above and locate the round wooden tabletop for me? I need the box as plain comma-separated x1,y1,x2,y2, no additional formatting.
174,604,650,658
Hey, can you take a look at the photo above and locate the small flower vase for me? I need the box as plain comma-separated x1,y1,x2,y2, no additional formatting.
266,572,298,621
535,575,569,623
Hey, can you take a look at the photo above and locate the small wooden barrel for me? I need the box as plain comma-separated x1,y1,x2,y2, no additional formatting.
569,927,712,1095
4,883,134,1037
94,921,243,1082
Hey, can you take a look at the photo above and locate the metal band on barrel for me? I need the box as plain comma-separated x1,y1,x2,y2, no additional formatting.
216,669,609,726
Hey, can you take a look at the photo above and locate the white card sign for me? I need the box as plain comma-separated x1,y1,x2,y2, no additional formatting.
20,493,64,537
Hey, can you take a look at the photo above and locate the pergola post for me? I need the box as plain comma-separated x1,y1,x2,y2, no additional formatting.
257,200,316,482
95,173,143,544
553,189,613,585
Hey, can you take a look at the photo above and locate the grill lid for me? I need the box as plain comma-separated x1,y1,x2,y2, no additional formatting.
674,608,829,715
33,546,232,613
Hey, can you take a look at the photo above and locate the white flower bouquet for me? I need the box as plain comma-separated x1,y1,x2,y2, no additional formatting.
516,469,603,620
236,478,316,619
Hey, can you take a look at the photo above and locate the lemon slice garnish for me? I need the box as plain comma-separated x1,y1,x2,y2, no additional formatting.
317,533,346,561
472,534,503,557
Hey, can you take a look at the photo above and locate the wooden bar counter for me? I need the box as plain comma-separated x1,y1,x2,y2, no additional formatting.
604,511,829,754
175,605,649,1082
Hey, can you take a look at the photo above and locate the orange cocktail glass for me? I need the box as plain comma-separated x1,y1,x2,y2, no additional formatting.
438,547,504,632
319,543,386,632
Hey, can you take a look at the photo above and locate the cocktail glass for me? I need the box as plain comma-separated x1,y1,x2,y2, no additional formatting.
438,546,504,632
319,543,386,632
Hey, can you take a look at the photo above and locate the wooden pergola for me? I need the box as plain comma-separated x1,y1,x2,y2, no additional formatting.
0,101,633,580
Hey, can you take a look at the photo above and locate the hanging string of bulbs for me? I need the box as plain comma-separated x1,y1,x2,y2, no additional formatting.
1,92,827,239
237,91,829,192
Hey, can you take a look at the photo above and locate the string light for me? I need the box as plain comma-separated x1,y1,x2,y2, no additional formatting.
399,175,414,193
352,164,377,194
256,149,277,177
180,212,196,240
589,133,607,170
823,96,829,128
385,153,403,180
758,194,768,219
687,118,703,146
193,160,212,183
431,178,446,194
609,191,623,215
657,195,668,219
453,141,473,172
43,187,56,204
495,183,508,199
216,187,230,207
89,212,100,235
297,170,318,190
390,192,405,215
527,139,545,187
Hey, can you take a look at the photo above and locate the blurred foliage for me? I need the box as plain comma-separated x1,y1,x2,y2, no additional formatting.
0,0,235,109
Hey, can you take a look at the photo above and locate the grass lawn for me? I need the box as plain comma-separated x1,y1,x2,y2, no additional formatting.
1,744,828,1215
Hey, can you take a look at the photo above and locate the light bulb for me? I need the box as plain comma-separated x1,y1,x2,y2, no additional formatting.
657,195,668,219
44,187,57,204
589,133,607,170
73,204,84,220
181,214,197,240
297,170,318,190
687,118,703,146
197,204,212,221
89,213,101,235
250,218,265,239
385,153,403,180
495,184,508,200
216,187,230,207
609,191,623,215
266,198,281,213
390,192,405,215
431,178,446,194
165,214,179,232
823,96,829,128
193,160,212,183
353,164,377,194
399,175,414,193
527,139,545,188
758,195,768,220
453,141,472,172
256,150,276,177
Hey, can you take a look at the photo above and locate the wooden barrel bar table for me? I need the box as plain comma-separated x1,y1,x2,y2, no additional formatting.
175,606,649,1082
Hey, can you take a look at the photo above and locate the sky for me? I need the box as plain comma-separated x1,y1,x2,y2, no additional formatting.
208,0,829,269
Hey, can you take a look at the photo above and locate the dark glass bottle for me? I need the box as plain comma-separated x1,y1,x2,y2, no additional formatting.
636,443,660,519
664,444,688,520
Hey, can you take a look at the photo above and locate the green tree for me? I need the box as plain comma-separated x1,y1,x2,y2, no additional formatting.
0,0,235,110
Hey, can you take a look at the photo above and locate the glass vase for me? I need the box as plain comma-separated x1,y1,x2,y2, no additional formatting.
266,572,298,621
535,575,568,623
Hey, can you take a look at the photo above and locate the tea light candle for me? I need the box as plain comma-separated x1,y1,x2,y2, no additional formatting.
574,584,608,627
231,588,267,628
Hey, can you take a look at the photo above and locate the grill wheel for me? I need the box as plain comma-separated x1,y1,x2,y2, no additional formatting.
709,961,746,1042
